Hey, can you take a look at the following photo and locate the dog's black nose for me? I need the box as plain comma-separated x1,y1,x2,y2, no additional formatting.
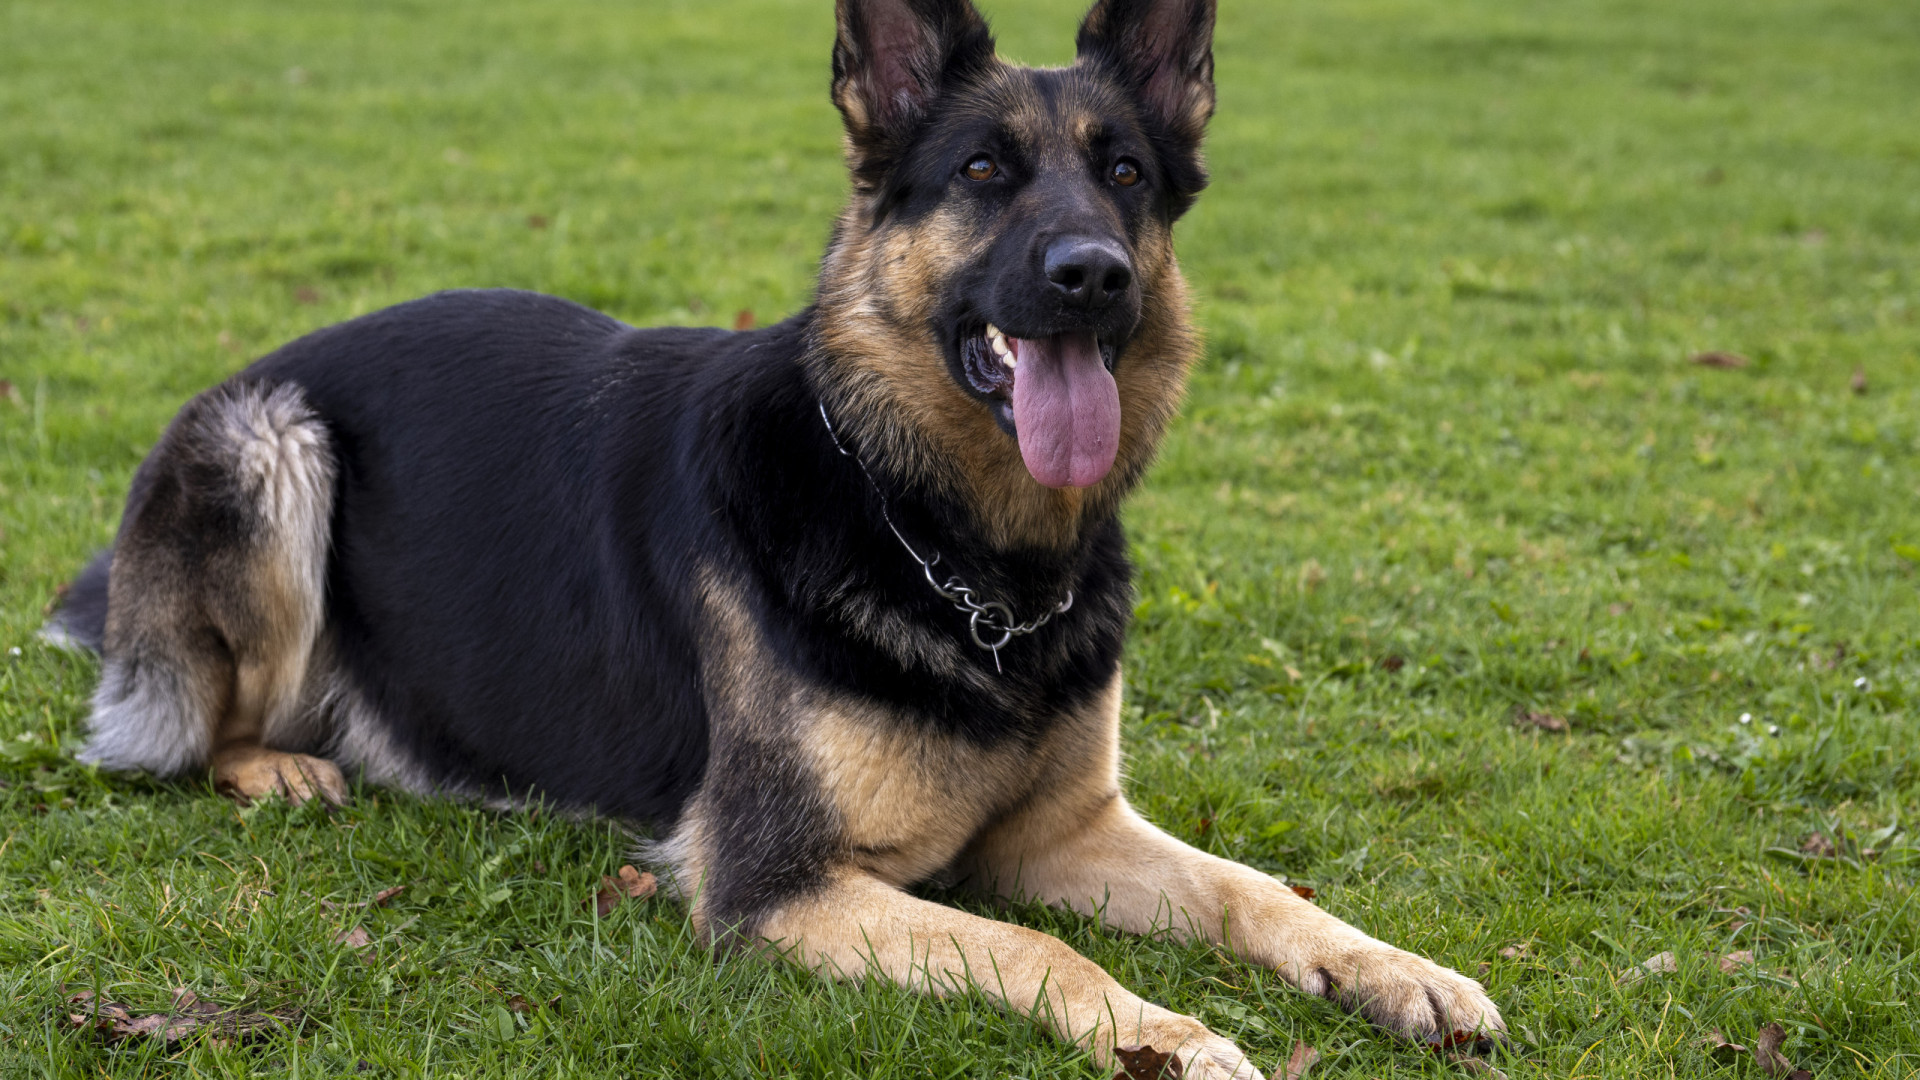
1044,237,1133,311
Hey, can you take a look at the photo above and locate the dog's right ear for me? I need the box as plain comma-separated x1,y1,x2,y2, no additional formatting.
831,0,995,187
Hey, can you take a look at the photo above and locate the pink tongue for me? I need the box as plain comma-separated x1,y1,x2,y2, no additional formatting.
1009,332,1120,488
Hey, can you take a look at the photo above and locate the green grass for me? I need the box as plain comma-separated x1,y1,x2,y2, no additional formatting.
3,0,1917,1075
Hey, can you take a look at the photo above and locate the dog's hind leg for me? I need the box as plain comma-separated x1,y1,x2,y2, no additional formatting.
81,381,347,807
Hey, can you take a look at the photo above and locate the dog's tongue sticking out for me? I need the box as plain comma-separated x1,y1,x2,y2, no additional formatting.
1008,332,1120,488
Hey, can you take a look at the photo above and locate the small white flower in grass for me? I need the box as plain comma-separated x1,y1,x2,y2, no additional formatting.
1768,725,1781,737
1739,712,1752,724
1854,677,1870,691
6,646,19,657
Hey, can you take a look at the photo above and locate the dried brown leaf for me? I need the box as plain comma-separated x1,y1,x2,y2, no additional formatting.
1498,942,1532,961
293,286,321,305
1513,710,1569,733
733,309,756,331
1378,654,1406,673
1717,949,1754,974
1691,351,1750,369
1850,367,1867,395
504,994,532,1014
1704,1030,1747,1058
67,990,300,1045
526,214,549,229
587,877,623,916
334,925,371,949
171,988,221,1017
615,865,657,900
0,379,21,407
1754,1022,1797,1078
371,884,405,906
1428,1030,1486,1051
1625,951,1677,981
1289,884,1317,901
1283,1040,1321,1080
1113,1043,1184,1080
1800,832,1837,858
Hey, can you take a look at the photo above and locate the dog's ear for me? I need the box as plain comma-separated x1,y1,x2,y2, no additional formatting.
832,0,995,183
1076,0,1216,142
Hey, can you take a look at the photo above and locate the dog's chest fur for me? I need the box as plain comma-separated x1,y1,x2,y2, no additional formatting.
800,676,1119,887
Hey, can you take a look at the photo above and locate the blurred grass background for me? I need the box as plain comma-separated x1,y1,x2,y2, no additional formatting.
2,0,1916,1076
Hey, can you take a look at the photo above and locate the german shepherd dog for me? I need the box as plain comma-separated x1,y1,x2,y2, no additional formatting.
46,0,1503,1074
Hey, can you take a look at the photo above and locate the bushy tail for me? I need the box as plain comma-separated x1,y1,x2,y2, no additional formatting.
40,550,113,653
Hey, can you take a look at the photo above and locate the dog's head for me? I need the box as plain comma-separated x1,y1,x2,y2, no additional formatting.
814,0,1216,546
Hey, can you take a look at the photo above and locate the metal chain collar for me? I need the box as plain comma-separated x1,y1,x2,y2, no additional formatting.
818,401,1073,672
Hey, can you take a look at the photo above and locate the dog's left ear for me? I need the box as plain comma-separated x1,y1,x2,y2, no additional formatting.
1076,0,1217,142
832,0,996,186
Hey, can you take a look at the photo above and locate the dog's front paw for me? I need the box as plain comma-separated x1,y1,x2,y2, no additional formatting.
213,747,350,808
1117,1014,1263,1080
1295,944,1503,1044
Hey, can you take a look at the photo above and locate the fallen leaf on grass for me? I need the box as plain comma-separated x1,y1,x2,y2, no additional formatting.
1499,943,1532,961
587,878,622,917
1427,1030,1490,1051
68,988,300,1045
1718,949,1754,974
1703,1030,1747,1058
1282,1040,1320,1080
1691,351,1750,369
616,864,657,899
1850,367,1867,395
1513,710,1569,733
1753,1022,1812,1079
733,309,756,331
1800,832,1837,858
1378,654,1406,673
334,926,371,949
0,380,21,407
1113,1043,1183,1079
585,866,656,916
1289,884,1316,901
1624,951,1677,981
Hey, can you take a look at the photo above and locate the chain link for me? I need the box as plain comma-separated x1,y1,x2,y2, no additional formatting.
819,401,1073,672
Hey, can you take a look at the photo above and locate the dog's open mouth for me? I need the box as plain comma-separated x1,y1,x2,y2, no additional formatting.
961,325,1120,489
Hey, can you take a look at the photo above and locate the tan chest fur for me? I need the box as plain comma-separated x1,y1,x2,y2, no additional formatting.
803,676,1122,887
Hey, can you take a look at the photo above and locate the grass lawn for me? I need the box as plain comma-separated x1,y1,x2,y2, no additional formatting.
3,0,1918,1075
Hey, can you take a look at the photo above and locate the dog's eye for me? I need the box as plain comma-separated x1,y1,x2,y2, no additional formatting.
1111,158,1142,187
963,156,998,182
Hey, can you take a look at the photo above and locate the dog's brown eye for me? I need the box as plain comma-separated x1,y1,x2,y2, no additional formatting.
964,156,997,182
1111,159,1141,187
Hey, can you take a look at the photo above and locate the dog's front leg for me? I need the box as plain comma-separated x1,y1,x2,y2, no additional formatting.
757,867,1264,1079
960,790,1505,1044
